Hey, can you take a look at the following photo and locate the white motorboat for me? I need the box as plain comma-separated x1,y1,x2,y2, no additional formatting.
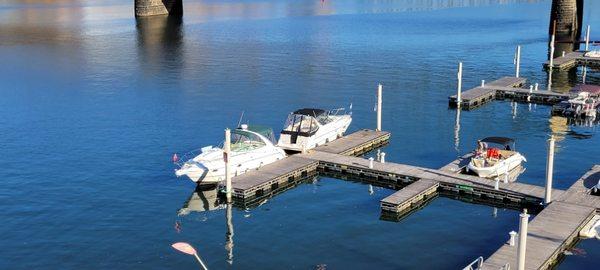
564,92,599,118
277,108,352,152
467,137,527,178
584,50,600,58
175,124,286,185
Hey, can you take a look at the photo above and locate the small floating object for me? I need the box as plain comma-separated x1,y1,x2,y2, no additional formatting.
172,153,179,163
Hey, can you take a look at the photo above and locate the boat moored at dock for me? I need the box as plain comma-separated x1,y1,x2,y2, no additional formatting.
175,124,286,185
277,108,352,152
467,137,527,178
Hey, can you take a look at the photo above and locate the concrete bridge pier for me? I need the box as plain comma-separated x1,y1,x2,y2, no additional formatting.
549,0,583,43
135,0,183,17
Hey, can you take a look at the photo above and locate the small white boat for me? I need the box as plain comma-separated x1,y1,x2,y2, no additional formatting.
564,92,599,118
175,125,286,184
467,137,527,178
584,50,600,58
277,108,352,152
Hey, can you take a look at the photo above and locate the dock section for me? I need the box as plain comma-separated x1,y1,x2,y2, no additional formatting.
229,129,390,201
481,202,596,270
380,179,439,219
480,165,600,270
448,76,570,110
544,51,600,70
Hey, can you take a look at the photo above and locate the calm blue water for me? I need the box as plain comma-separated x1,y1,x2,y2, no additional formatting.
1,0,600,269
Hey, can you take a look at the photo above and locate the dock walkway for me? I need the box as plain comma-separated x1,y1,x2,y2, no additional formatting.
480,165,600,269
229,130,390,200
448,77,570,110
481,202,596,270
544,51,600,70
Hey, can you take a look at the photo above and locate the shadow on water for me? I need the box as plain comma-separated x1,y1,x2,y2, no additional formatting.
135,15,184,78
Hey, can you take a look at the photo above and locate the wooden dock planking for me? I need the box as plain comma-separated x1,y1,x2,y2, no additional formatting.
439,153,473,173
231,155,318,199
312,129,390,156
448,76,574,109
544,51,600,70
228,129,390,200
481,202,596,270
558,165,600,209
449,77,527,109
380,179,439,213
305,151,559,206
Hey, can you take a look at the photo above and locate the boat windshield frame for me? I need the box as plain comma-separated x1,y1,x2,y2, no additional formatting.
281,113,319,137
480,137,516,151
230,129,267,152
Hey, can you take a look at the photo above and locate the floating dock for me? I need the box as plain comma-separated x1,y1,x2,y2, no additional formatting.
544,51,600,70
448,76,570,110
225,127,600,269
229,129,390,202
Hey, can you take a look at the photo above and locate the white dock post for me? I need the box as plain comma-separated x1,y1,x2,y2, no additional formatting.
527,86,533,102
515,45,521,78
517,209,529,270
376,83,382,131
534,83,539,91
457,62,463,107
481,80,485,87
545,136,555,204
380,152,386,163
225,128,232,203
585,25,591,51
494,178,500,190
376,149,381,162
549,29,556,68
509,231,517,246
368,157,374,169
562,51,565,57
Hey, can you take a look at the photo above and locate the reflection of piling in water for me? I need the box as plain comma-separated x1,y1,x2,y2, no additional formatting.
225,203,234,265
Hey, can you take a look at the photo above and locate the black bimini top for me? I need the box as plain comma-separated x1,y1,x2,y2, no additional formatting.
293,108,326,117
481,137,515,145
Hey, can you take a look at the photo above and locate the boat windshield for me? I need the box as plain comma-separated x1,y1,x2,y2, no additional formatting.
230,130,266,152
283,114,319,134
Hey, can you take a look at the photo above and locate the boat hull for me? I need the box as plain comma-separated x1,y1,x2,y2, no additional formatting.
278,115,351,152
467,154,526,178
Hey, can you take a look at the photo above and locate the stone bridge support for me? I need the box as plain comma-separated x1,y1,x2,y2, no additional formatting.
135,0,183,17
549,0,583,42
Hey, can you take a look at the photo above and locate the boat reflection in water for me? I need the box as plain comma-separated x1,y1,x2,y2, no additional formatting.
178,185,225,216
178,186,235,264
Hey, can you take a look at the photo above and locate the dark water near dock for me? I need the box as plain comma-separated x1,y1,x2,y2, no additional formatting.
1,0,600,269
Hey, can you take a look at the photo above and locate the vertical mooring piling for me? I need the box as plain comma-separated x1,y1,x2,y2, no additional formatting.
225,128,232,203
376,83,383,132
545,136,556,204
517,209,530,270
